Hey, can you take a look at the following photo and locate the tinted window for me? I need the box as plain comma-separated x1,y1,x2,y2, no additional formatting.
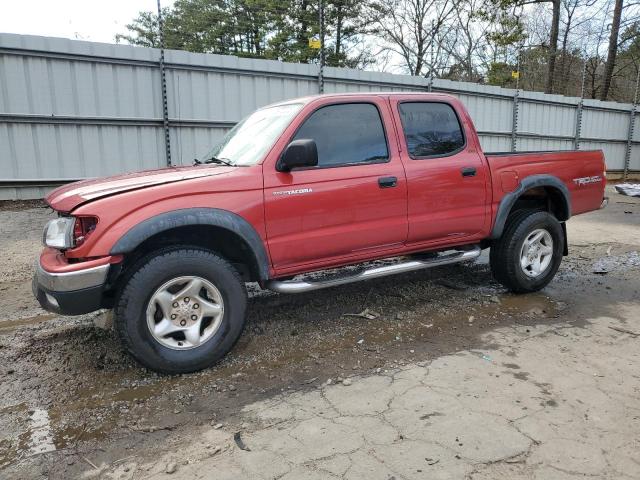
398,102,464,158
293,103,388,167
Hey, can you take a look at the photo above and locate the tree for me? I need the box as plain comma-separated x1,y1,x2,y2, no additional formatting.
601,0,624,99
441,0,492,81
325,0,375,67
116,8,173,48
116,0,373,68
484,0,562,93
116,0,277,56
367,0,457,76
555,0,600,95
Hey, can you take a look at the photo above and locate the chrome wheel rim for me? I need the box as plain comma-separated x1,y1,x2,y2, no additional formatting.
146,276,224,350
519,229,554,278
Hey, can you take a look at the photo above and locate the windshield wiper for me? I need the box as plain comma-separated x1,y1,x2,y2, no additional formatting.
194,156,235,166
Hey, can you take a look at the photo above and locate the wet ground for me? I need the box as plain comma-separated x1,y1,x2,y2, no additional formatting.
0,187,639,479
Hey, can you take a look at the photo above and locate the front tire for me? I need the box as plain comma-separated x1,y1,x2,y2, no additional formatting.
490,211,564,293
114,248,247,374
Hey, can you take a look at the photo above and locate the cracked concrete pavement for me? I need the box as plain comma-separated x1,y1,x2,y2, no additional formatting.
126,310,640,480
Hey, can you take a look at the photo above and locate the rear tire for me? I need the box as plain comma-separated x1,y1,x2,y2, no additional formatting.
490,210,564,293
114,248,247,374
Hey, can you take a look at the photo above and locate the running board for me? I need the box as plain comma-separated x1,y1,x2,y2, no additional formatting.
265,246,482,294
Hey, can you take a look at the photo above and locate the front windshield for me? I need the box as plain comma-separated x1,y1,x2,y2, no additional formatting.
200,103,303,166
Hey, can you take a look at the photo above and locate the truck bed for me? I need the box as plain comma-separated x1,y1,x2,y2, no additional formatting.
485,149,606,217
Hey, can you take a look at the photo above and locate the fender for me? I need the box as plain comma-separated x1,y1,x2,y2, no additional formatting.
490,174,571,239
110,208,271,280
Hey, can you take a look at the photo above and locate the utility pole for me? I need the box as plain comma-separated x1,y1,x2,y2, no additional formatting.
157,0,171,166
318,0,325,94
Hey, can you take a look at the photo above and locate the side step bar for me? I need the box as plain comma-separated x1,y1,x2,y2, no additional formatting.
265,246,482,294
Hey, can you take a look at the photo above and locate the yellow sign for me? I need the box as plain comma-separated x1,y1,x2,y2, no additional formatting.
511,70,520,79
309,37,321,49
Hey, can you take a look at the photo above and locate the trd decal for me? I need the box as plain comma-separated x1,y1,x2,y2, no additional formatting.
573,176,602,186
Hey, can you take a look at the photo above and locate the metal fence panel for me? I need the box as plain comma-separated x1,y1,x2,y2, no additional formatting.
0,32,637,200
629,144,640,170
579,141,628,170
581,109,629,142
451,92,514,136
477,134,512,153
518,102,577,139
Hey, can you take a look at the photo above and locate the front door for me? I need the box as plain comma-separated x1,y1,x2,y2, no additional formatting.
263,99,408,273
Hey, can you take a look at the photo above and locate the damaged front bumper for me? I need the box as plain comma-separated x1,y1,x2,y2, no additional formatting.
32,250,111,315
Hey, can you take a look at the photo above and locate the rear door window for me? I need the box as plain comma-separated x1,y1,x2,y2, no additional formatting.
398,102,465,158
293,103,389,167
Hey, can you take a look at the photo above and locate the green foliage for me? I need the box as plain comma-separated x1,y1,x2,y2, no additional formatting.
478,0,528,55
114,0,640,103
116,0,372,68
486,62,516,87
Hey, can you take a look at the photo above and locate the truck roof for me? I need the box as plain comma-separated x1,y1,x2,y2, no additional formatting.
269,91,456,108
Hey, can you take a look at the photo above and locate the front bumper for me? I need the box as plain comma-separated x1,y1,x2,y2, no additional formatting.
32,258,110,315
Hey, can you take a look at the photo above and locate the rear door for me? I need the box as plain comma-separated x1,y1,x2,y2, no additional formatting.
390,97,489,245
263,98,408,272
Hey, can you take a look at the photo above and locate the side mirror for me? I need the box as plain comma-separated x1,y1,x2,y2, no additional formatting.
277,139,318,172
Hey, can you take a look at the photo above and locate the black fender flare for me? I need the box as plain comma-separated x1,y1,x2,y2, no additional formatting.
110,208,271,280
490,174,571,239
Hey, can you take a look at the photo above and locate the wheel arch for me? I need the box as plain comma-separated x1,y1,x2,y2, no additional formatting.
110,208,271,282
490,175,571,240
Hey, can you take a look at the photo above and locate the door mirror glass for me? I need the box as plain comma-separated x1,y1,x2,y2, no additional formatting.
277,139,318,172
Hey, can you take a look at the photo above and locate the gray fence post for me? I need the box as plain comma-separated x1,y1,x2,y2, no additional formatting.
157,0,172,166
318,0,325,94
511,89,519,152
624,68,640,180
574,58,587,150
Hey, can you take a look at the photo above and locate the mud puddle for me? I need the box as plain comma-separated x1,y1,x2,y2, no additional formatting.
0,314,56,334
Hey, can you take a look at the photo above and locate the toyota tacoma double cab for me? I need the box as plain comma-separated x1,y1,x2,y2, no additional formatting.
33,93,607,373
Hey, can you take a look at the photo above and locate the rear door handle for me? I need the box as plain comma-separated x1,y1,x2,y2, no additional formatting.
378,176,398,188
461,167,477,177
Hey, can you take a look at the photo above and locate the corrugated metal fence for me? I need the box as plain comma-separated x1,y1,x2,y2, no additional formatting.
1,32,638,200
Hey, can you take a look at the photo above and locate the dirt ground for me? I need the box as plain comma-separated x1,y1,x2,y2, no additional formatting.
0,186,639,479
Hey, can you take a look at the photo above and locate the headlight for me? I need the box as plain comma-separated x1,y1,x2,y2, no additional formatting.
43,217,75,249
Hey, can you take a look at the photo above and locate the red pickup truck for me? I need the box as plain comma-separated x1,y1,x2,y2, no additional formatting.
33,92,607,373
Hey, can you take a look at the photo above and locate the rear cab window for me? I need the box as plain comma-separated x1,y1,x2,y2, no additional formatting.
293,103,389,168
398,102,465,158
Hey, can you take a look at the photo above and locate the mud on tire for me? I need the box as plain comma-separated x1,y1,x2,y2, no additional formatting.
114,248,247,374
490,210,564,293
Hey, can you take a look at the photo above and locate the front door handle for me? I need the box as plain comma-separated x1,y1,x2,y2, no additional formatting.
378,176,398,188
461,167,477,177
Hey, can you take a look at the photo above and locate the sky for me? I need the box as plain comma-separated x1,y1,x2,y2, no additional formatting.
0,0,174,44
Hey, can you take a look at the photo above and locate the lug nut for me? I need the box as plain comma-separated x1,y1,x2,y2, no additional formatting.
191,315,197,320
171,314,177,320
173,302,179,308
193,303,199,309
184,297,190,303
180,319,186,326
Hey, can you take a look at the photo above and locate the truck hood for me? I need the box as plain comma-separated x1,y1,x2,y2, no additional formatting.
46,165,235,212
